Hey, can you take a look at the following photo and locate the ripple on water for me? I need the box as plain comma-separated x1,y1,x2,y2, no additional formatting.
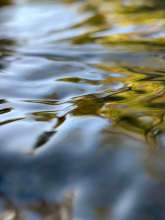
0,0,165,220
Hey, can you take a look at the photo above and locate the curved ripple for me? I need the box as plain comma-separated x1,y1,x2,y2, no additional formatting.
0,0,165,220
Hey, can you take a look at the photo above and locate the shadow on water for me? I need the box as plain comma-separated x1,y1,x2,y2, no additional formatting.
0,0,165,219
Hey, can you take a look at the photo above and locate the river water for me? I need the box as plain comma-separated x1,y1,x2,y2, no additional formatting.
0,0,165,219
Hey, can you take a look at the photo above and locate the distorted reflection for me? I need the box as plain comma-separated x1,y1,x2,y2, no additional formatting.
0,0,164,219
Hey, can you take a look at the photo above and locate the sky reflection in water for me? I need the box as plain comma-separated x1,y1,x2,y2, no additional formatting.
0,0,165,219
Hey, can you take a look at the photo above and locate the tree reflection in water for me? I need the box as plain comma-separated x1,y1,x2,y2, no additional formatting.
0,0,164,219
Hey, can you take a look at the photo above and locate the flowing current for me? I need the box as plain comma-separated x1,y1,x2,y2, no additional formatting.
0,0,165,219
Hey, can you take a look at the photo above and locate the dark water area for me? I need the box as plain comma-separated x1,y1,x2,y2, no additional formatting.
0,0,165,219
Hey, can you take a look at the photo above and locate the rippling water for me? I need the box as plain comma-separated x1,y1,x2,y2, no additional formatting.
0,0,165,219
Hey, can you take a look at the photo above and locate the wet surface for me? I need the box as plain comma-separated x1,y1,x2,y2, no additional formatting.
0,0,165,219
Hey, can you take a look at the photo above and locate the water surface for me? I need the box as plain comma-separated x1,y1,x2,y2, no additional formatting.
0,0,165,219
